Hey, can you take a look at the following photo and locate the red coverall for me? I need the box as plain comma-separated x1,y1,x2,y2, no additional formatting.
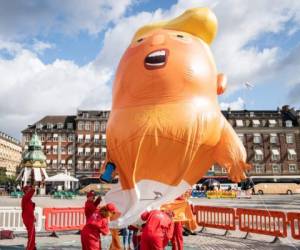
85,197,101,221
140,210,174,250
81,212,110,250
21,188,36,250
171,196,184,250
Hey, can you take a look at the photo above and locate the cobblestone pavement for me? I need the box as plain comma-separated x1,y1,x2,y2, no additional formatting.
0,233,299,250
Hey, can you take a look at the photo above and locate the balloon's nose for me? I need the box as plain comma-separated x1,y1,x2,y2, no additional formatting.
151,34,166,46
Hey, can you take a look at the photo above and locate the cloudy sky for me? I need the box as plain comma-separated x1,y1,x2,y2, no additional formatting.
0,0,300,139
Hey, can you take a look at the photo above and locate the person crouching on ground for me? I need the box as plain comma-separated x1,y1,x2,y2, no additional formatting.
81,203,120,250
140,210,174,250
85,190,102,221
21,185,36,250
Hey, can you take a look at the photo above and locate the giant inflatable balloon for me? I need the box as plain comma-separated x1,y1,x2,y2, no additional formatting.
103,7,251,227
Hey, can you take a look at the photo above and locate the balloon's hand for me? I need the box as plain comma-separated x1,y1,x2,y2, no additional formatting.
224,161,251,183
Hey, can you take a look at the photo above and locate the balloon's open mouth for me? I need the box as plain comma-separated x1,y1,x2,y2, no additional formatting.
144,49,168,70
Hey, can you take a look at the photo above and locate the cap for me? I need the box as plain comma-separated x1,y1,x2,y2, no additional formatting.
86,190,95,198
106,203,120,213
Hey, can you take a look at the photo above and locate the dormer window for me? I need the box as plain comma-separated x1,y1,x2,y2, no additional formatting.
47,123,53,129
236,120,243,127
67,123,73,129
285,120,293,128
57,123,64,129
36,123,43,129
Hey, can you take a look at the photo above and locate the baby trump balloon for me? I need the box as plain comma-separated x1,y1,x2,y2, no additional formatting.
102,7,251,227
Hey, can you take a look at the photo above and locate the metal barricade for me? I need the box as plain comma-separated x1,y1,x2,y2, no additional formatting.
43,207,85,232
236,208,287,239
0,206,43,232
193,205,236,232
287,212,300,240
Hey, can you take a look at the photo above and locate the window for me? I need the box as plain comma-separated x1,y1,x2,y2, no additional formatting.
46,145,51,155
78,147,83,156
85,161,91,169
68,159,72,167
271,149,280,161
47,123,53,129
77,161,83,170
94,148,100,156
94,161,100,169
237,134,244,143
61,134,66,142
67,123,73,130
53,145,58,154
288,164,297,173
85,147,91,156
85,134,91,143
236,120,243,127
221,168,227,173
101,147,107,158
78,122,84,131
53,134,58,142
253,133,261,144
77,134,84,143
85,122,91,131
47,134,52,141
40,134,45,142
252,120,260,127
285,120,293,128
270,133,278,144
286,134,294,144
94,134,100,144
57,123,64,129
36,123,43,130
94,122,100,132
255,164,264,174
254,149,263,161
68,146,73,155
52,159,57,167
100,122,106,132
61,146,66,155
288,149,297,161
272,164,281,173
268,120,277,127
68,134,74,142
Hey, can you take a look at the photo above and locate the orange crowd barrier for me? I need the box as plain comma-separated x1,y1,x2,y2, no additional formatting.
43,207,86,232
287,212,300,240
193,205,236,231
236,208,287,238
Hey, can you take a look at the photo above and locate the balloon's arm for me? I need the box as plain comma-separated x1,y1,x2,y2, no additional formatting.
213,119,251,183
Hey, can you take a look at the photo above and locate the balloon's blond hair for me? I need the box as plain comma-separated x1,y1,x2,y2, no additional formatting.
132,8,218,45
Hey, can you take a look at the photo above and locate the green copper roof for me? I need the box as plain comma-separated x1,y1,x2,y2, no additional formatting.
22,133,46,167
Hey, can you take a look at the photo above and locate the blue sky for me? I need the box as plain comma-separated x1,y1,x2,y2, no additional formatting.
0,0,300,138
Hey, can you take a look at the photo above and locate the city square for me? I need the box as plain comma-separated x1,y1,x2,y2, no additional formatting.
1,1,300,250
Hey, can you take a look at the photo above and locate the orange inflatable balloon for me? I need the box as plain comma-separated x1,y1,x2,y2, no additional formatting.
103,7,251,227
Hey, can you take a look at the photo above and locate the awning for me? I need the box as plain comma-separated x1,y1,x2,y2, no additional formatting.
68,159,72,163
270,133,277,137
255,149,263,155
236,120,243,126
94,134,99,139
78,160,83,164
78,147,83,152
253,120,260,125
94,161,100,164
45,173,78,182
253,133,261,137
85,161,91,164
85,134,91,139
85,147,91,152
46,159,51,164
46,145,51,149
101,147,107,152
101,134,106,139
53,145,57,148
288,149,296,156
272,149,280,155
53,159,57,164
78,134,83,139
53,134,58,137
269,119,277,124
61,159,66,164
94,148,100,152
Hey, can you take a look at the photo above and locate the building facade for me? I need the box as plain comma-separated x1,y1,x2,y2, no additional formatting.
22,106,300,178
0,131,22,176
21,111,109,178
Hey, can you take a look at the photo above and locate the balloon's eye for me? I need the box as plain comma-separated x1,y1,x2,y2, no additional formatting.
137,38,144,43
176,34,184,38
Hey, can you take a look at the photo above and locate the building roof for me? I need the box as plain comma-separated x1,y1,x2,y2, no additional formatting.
0,131,21,145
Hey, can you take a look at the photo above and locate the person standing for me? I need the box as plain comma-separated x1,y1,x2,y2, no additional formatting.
140,210,174,250
21,185,36,250
81,203,120,250
84,190,102,221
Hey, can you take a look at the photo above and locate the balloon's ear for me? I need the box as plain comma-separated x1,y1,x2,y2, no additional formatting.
217,73,227,95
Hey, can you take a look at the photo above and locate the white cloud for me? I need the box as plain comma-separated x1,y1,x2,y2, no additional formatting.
32,40,54,54
0,47,112,138
220,97,245,110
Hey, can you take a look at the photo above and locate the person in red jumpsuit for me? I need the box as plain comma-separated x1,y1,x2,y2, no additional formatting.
140,210,174,250
171,195,185,250
21,185,36,250
81,203,120,250
84,190,102,221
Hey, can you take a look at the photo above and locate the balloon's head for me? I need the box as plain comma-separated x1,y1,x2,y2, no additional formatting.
113,7,227,108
